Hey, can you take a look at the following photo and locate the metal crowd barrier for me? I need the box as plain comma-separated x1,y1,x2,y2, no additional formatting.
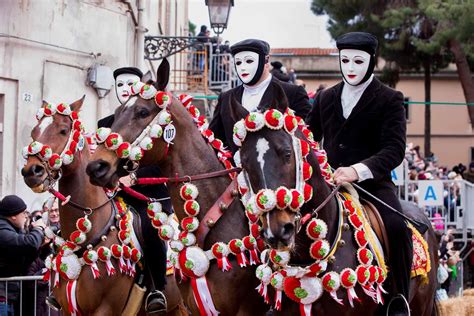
0,275,54,316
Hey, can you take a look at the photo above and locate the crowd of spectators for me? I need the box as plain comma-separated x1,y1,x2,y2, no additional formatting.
0,195,59,315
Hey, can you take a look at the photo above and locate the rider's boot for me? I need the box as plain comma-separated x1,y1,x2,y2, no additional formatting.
145,290,167,315
45,295,62,311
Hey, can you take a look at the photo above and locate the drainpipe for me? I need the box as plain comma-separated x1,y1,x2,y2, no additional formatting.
136,0,146,70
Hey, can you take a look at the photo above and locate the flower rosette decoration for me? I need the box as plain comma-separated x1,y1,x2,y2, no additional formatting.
147,201,163,218
183,200,200,216
55,253,82,282
356,265,370,286
104,133,123,150
48,153,62,170
303,183,313,202
354,229,368,248
129,146,144,161
151,212,168,229
302,161,313,181
69,230,86,245
157,110,172,126
309,239,330,260
111,244,127,273
244,112,265,132
180,216,199,233
348,214,363,230
270,271,285,310
43,103,57,116
180,183,199,200
178,93,193,108
155,91,170,108
306,218,328,241
284,114,298,134
178,246,210,278
344,200,356,215
158,224,175,241
139,84,157,100
289,189,304,212
83,249,100,279
149,124,163,139
76,216,92,233
275,186,292,209
357,248,374,266
255,189,277,212
264,109,284,130
340,268,360,307
211,242,232,271
283,276,323,316
269,249,290,267
170,240,184,253
228,238,248,268
139,136,153,151
233,119,247,146
179,231,196,247
245,195,262,218
237,172,249,195
299,139,310,158
322,272,343,305
255,264,273,304
116,142,131,159
306,260,328,277
97,246,116,276
95,127,111,144
122,245,132,275
242,236,260,265
130,81,144,95
129,248,142,276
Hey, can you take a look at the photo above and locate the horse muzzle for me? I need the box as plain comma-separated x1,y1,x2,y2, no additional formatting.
86,159,118,189
262,222,296,250
21,163,49,192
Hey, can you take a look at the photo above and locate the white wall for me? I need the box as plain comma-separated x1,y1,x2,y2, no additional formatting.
0,0,188,209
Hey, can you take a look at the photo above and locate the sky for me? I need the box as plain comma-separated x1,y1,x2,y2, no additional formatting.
188,0,334,49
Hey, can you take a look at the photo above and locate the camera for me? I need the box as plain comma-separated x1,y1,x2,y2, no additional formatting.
33,215,43,222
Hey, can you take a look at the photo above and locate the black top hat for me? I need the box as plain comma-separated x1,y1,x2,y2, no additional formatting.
336,32,378,55
0,195,27,217
113,67,143,80
230,39,270,56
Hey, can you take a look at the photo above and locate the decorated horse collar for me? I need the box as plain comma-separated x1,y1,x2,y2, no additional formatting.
22,103,85,184
95,82,175,166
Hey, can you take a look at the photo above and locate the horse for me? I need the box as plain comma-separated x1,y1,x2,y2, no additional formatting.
85,60,270,316
227,85,439,316
21,97,185,315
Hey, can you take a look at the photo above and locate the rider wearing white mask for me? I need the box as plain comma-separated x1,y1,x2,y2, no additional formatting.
210,38,311,154
306,32,413,316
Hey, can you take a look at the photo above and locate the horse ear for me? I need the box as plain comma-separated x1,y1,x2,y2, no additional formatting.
70,95,85,112
154,58,170,91
229,92,248,122
142,70,153,84
271,83,289,113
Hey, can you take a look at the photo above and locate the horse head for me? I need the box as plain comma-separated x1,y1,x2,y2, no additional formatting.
86,58,176,188
231,83,311,250
21,96,85,192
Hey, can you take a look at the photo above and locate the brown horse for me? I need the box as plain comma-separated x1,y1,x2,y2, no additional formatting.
85,63,270,315
228,86,439,316
21,97,185,315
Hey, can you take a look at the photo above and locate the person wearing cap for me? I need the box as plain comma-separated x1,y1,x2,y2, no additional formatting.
270,61,291,82
209,38,311,154
0,195,45,313
306,32,412,315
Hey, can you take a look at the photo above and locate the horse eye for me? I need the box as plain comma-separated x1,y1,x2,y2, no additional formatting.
60,128,69,136
283,149,292,162
138,108,150,118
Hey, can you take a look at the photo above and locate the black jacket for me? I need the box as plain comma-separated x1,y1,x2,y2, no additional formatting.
0,217,44,277
98,115,171,211
306,78,406,184
210,77,311,153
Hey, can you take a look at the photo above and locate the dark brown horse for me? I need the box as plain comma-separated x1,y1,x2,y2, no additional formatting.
228,86,438,316
21,97,185,315
85,63,270,315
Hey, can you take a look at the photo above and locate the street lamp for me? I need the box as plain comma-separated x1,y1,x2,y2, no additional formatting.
205,0,233,53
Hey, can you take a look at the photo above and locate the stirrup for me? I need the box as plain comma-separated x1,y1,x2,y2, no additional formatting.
386,294,410,316
45,295,62,311
145,290,167,315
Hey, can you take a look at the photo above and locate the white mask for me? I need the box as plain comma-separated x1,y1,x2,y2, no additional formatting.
234,51,260,84
339,49,371,86
115,73,141,105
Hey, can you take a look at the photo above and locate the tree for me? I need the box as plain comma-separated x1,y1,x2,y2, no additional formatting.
189,21,197,36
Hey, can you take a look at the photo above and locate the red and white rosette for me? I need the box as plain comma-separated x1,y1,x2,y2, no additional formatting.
139,84,157,100
356,265,370,286
354,229,368,248
76,216,91,233
302,161,313,181
233,151,241,167
375,266,388,304
255,264,272,304
242,236,260,265
306,260,328,277
69,230,86,245
111,244,126,274
149,124,164,139
129,248,142,276
39,145,53,160
244,112,265,132
264,109,284,130
183,200,200,216
357,248,374,266
155,91,170,108
306,218,328,240
237,172,249,195
269,249,290,267
97,246,116,276
179,94,193,108
130,81,144,95
179,231,197,247
139,136,153,151
233,119,247,146
340,268,360,307
289,189,304,212
211,242,232,271
228,238,248,267
170,240,184,253
275,186,292,209
245,195,262,217
283,276,323,316
178,246,210,278
157,110,172,126
180,183,199,200
83,249,100,279
284,114,298,134
43,103,57,116
48,154,62,170
151,212,168,229
181,216,199,233
255,189,277,212
104,133,123,150
147,201,163,218
300,139,310,158
270,271,285,310
95,127,111,144
158,224,175,241
304,183,313,202
348,214,363,230
309,239,330,260
322,272,343,305
122,245,132,275
129,146,144,161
